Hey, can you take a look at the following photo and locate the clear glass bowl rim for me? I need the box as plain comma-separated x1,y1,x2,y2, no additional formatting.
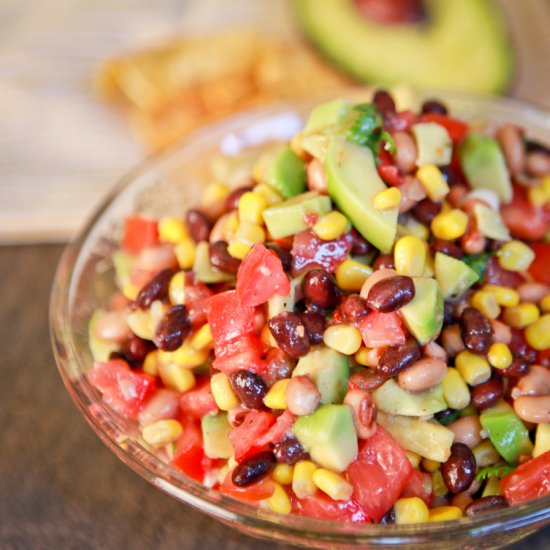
50,87,550,547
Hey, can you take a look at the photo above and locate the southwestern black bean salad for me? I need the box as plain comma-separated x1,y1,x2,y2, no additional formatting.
88,91,550,524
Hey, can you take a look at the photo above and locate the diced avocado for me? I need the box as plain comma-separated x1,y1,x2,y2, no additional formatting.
112,249,134,288
373,378,447,416
479,401,533,464
400,277,444,344
260,146,306,199
193,241,234,284
377,412,454,463
293,345,350,404
459,133,512,203
300,133,330,162
473,203,511,241
262,191,331,239
293,0,512,94
303,98,353,135
88,310,119,361
201,413,233,459
294,404,358,472
435,252,479,299
412,123,452,166
268,276,302,317
325,137,398,253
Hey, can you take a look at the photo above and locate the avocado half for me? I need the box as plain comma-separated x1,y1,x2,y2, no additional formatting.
294,0,512,93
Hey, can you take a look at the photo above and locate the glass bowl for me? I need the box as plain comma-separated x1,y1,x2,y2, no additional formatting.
50,88,550,549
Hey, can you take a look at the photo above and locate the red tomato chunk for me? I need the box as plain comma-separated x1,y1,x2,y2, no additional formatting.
501,451,550,505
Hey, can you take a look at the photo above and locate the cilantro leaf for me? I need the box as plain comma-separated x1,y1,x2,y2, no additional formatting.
463,252,492,283
346,103,396,157
475,464,515,482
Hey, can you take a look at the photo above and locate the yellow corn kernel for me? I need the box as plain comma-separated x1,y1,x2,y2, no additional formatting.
481,476,503,498
542,175,550,196
263,378,290,410
273,463,294,486
238,191,268,225
142,419,183,448
498,240,535,272
264,482,292,515
408,220,430,242
201,182,229,206
406,451,422,469
483,285,520,307
524,313,550,350
374,187,402,210
143,350,160,376
122,282,140,301
312,469,353,501
487,342,513,369
254,183,283,206
189,323,213,350
161,345,209,369
394,235,426,276
431,209,469,240
127,309,157,340
421,458,441,473
455,350,491,386
168,271,186,305
394,497,429,524
354,346,377,368
442,367,471,410
416,164,450,202
472,439,501,467
534,423,550,457
429,506,463,522
422,250,435,278
210,372,239,411
335,259,373,292
502,303,540,329
470,291,501,320
431,470,447,497
227,221,265,259
323,324,362,355
158,217,188,244
174,238,196,270
313,211,349,241
292,461,318,499
540,294,550,313
528,186,548,207
158,363,196,393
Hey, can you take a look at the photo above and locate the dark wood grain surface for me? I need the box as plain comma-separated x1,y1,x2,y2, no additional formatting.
1,244,548,550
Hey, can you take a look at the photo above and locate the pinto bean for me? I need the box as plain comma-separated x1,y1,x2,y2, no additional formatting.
526,151,550,177
423,341,448,362
344,389,377,439
448,415,483,449
489,320,512,345
93,310,131,342
285,376,321,416
514,365,550,396
497,124,526,176
393,131,418,174
441,324,466,358
513,395,550,423
518,282,550,304
398,357,447,393
307,158,327,193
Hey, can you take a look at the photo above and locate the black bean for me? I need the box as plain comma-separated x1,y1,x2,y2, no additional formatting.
301,269,339,310
372,89,396,117
225,185,254,211
265,243,292,272
232,451,276,487
366,276,415,312
136,268,176,309
209,241,241,274
186,209,211,242
340,294,370,324
412,198,442,225
471,377,503,410
268,312,311,358
273,438,310,465
349,370,389,392
460,307,493,354
372,254,395,271
264,348,294,387
377,339,421,377
379,508,396,525
431,239,463,259
464,495,509,517
439,165,459,185
441,443,477,494
525,140,550,156
351,231,375,256
298,311,326,345
500,353,531,379
229,369,268,410
122,335,156,363
443,301,455,326
153,305,190,351
421,99,448,115
434,408,461,426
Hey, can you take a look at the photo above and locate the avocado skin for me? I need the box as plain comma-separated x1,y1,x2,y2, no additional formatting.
294,0,512,94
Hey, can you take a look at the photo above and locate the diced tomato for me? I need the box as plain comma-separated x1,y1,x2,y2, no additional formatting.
484,256,525,288
359,311,406,348
346,426,414,522
537,348,550,368
122,215,159,254
528,242,550,285
87,360,156,419
377,164,404,187
172,417,206,482
255,410,296,447
501,451,550,505
206,290,255,345
179,378,218,419
236,243,290,307
185,283,214,329
292,492,370,523
219,473,275,503
229,411,277,461
291,230,354,276
400,469,434,506
419,113,469,143
213,332,266,375
501,185,550,241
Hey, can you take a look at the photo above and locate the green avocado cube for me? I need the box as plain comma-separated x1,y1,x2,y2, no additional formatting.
473,203,510,241
412,122,452,166
262,146,306,199
435,252,479,299
303,98,353,135
201,413,233,459
88,310,119,362
193,241,235,283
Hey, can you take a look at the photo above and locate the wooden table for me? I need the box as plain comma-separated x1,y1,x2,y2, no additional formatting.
0,243,548,549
